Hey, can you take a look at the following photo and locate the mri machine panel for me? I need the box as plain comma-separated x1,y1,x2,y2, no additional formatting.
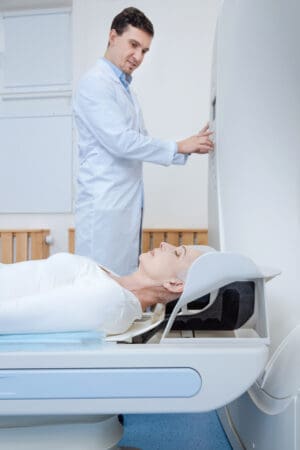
210,0,300,448
0,339,268,415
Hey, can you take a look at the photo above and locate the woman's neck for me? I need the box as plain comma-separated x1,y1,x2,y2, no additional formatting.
108,270,144,290
111,272,178,311
110,272,157,310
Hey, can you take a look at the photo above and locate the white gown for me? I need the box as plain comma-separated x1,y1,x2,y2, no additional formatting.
0,253,142,335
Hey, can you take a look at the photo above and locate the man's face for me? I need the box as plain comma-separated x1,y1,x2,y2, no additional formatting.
108,25,152,74
139,242,201,282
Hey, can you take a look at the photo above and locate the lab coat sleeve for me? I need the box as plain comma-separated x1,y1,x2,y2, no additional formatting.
172,149,188,165
74,74,186,167
135,96,187,166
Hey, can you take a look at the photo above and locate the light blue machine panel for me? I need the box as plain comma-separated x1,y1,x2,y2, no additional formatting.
0,368,201,399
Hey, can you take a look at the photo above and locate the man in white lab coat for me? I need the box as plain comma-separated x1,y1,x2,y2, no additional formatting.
73,7,213,275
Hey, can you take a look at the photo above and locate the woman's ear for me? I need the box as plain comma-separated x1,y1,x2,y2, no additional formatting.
162,278,184,294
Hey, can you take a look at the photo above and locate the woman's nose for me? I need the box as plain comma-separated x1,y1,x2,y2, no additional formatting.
160,242,175,251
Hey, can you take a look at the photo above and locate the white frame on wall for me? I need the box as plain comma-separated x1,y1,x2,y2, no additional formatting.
0,8,73,213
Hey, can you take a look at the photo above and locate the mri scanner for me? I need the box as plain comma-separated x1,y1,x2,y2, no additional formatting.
0,0,299,449
209,1,300,449
0,250,272,449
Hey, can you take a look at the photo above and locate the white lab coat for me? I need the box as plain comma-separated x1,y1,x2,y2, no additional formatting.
73,58,186,275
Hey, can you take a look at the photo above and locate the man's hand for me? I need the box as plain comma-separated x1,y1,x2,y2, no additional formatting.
177,123,214,155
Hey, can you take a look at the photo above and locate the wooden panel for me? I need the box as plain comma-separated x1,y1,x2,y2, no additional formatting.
152,232,165,249
0,229,50,263
31,232,43,260
142,229,208,251
165,231,180,247
70,228,208,254
30,231,51,260
69,228,75,254
194,230,208,245
41,231,50,259
1,232,13,263
181,232,195,245
15,232,28,262
142,231,151,253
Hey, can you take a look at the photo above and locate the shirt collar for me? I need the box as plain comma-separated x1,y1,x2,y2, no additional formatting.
102,57,132,90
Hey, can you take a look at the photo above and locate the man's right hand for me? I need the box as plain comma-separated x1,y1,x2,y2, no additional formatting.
177,123,214,155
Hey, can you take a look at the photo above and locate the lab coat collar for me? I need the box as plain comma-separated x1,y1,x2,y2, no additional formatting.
97,57,132,89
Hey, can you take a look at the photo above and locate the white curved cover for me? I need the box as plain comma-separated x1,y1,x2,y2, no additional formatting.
162,251,266,339
209,0,300,399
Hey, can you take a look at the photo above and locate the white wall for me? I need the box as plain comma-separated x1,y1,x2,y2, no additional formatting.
0,0,221,253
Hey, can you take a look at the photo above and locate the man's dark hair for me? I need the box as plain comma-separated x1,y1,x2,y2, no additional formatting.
111,7,154,37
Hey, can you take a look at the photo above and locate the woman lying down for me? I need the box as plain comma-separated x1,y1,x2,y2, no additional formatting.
0,243,204,336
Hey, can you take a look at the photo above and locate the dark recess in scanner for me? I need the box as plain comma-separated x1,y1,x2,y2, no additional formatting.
167,281,255,331
134,282,255,343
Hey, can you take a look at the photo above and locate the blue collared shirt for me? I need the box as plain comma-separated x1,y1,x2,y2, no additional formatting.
102,57,132,91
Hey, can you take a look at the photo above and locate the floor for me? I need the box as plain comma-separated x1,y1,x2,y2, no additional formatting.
119,412,232,450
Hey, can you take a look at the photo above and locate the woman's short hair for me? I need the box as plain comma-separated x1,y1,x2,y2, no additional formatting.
111,7,154,37
192,245,217,254
178,245,217,281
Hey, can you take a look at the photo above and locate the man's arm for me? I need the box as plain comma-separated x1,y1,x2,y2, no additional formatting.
74,76,213,165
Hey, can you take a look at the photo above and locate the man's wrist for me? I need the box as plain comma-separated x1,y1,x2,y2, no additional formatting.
176,140,184,154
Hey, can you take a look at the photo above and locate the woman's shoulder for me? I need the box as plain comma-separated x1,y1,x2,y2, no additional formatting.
47,253,104,280
48,252,80,261
48,252,98,269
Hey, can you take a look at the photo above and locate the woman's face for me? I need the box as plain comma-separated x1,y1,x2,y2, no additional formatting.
138,242,201,282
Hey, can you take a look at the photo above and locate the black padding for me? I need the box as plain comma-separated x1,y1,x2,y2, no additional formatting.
132,281,255,343
169,281,255,331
